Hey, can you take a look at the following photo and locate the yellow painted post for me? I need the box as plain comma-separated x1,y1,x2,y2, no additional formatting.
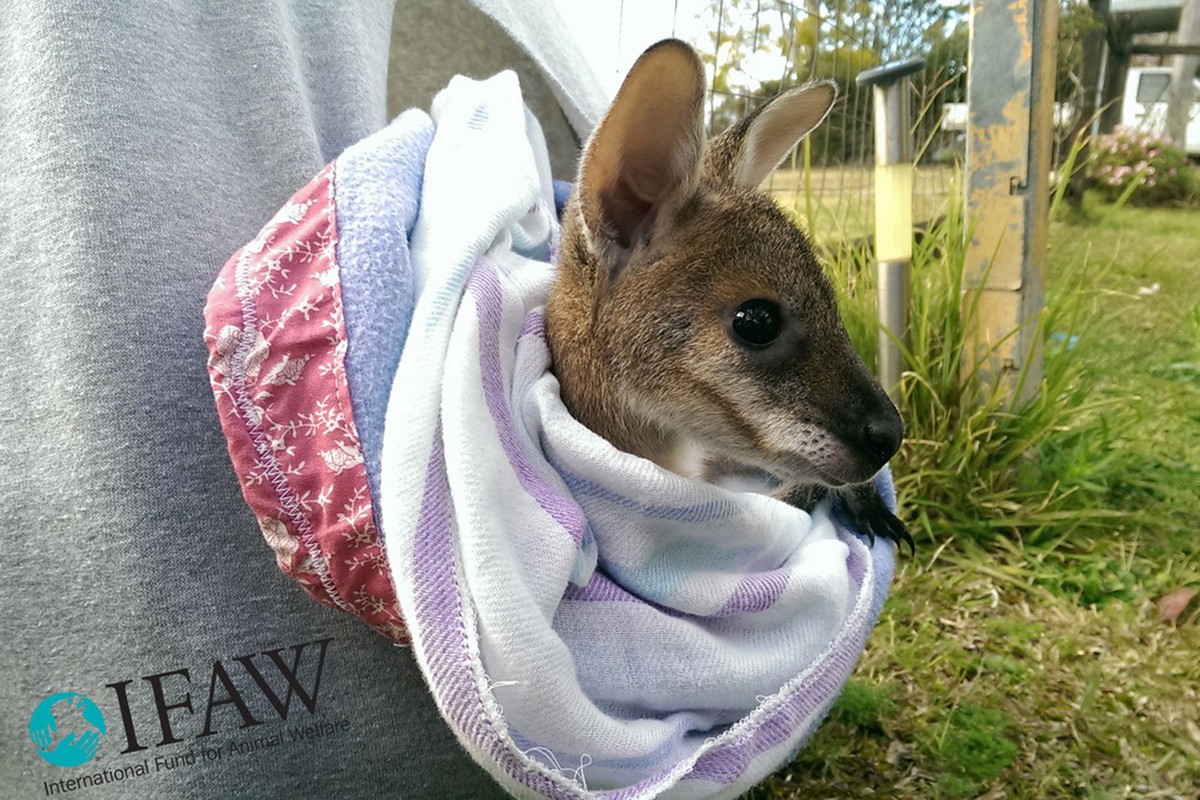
857,58,925,402
963,0,1058,401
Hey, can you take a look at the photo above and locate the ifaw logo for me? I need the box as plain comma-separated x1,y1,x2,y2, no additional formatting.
28,637,333,768
29,693,107,768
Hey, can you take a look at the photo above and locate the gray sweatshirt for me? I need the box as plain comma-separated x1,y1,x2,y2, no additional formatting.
0,1,601,796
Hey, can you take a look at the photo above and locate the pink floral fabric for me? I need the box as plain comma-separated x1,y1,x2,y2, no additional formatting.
203,165,406,642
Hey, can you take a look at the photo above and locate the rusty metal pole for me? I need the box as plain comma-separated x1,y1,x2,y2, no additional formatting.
963,0,1058,402
857,58,925,402
1167,0,1200,148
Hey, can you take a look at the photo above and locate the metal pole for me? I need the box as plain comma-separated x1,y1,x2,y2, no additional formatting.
1167,0,1200,148
856,58,924,403
963,0,1056,402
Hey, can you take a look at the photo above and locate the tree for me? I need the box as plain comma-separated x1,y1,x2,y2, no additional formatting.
699,0,773,134
699,0,969,162
876,0,967,61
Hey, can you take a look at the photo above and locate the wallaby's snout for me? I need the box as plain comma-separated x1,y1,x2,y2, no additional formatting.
813,333,904,481
837,374,903,482
864,403,904,466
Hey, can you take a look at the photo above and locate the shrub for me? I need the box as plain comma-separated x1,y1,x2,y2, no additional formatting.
1087,126,1197,206
820,190,1141,548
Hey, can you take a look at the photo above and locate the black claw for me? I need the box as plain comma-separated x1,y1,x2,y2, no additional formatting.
835,481,915,556
774,479,914,556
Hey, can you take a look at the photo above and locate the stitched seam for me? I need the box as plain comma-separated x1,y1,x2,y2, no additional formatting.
228,174,354,615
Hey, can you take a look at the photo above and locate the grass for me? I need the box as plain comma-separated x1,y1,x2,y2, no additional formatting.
747,187,1200,798
764,165,958,242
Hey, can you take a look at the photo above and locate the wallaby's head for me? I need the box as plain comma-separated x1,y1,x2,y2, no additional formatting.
546,39,902,489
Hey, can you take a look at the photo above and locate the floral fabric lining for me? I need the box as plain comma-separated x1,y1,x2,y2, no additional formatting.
203,164,406,642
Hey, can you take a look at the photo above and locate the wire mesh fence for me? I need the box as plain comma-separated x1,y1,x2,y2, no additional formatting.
574,0,1112,245
616,0,971,245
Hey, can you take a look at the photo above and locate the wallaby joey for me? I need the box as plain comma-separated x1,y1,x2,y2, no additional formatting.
545,39,912,552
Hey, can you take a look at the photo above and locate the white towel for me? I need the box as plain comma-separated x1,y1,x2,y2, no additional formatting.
377,71,896,798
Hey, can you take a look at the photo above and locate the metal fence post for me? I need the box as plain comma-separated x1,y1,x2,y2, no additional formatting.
856,58,925,403
963,0,1056,403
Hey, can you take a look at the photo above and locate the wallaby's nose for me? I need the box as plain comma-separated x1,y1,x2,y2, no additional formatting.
862,406,904,465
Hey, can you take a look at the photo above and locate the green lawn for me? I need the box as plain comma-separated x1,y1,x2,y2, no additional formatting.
750,194,1200,798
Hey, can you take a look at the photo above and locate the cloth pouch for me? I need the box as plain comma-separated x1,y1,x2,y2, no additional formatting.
203,71,897,799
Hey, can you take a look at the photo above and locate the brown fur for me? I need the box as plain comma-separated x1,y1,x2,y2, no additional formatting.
545,39,909,548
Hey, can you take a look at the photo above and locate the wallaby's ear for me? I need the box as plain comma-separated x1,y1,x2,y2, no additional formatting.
702,82,837,188
578,39,705,279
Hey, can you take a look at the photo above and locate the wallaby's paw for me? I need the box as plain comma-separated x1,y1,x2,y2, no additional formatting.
835,482,915,555
775,481,912,554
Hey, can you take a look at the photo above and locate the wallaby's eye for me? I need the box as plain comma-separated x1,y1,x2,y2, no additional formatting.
731,299,782,347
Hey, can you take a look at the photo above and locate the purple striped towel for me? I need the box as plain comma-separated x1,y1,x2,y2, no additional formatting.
356,71,899,798
208,69,901,797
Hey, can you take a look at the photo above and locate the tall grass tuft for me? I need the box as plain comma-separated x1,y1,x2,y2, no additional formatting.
819,178,1145,550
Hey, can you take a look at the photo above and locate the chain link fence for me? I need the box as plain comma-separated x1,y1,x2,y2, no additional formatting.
578,0,1111,245
670,0,966,244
